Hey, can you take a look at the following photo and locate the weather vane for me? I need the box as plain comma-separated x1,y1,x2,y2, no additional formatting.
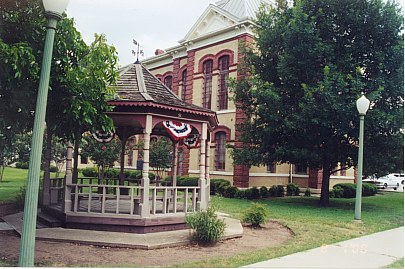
132,39,144,63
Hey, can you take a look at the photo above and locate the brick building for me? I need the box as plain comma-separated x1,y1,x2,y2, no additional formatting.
138,0,355,189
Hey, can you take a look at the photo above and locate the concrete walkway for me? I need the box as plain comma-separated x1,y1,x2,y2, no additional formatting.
245,227,404,268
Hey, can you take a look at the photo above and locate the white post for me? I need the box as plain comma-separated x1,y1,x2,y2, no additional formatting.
172,141,178,187
140,115,152,217
205,137,211,202
63,142,73,213
198,123,208,210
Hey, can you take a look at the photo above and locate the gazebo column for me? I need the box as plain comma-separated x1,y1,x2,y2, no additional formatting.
119,127,128,187
198,123,208,210
205,137,211,202
172,141,178,187
63,142,73,213
140,115,152,217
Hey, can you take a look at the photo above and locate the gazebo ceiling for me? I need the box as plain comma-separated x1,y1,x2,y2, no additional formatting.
108,63,218,128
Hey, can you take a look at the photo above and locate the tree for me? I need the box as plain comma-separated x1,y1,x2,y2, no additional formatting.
149,137,173,181
80,134,121,179
231,0,404,206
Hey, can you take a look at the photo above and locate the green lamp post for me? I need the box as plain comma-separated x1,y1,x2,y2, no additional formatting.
354,94,370,221
18,0,69,266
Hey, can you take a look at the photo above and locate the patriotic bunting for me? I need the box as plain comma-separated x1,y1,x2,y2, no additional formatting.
163,121,192,141
183,134,200,149
92,130,115,143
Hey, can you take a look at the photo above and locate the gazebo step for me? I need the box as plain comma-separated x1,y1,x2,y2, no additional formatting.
37,212,63,228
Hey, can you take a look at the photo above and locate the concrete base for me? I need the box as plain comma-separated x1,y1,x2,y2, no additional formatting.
2,211,243,250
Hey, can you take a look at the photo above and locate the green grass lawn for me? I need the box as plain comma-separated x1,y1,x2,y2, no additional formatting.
0,167,61,203
176,193,404,268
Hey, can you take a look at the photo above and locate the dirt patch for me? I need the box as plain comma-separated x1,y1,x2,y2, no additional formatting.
0,221,293,267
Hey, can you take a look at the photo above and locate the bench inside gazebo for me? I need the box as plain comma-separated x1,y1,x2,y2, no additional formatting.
41,62,218,233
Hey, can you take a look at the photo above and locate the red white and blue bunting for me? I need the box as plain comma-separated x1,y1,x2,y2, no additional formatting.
163,121,192,141
92,130,115,143
183,134,200,149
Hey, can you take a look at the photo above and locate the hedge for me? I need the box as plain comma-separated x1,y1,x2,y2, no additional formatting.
331,183,378,198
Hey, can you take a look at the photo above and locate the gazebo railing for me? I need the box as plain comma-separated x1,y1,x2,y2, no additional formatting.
65,183,200,216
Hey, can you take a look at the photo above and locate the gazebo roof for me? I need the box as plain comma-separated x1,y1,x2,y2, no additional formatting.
109,63,217,121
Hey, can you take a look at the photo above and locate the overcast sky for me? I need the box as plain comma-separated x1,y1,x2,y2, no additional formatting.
66,0,216,66
66,0,405,67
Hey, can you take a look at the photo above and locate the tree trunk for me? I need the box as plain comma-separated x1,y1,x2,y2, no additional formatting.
72,131,81,184
42,128,52,206
319,167,331,207
0,165,5,182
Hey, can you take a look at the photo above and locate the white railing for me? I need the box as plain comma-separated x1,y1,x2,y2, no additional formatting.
66,183,200,217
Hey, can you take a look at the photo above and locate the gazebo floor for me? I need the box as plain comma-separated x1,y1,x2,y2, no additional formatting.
42,199,191,234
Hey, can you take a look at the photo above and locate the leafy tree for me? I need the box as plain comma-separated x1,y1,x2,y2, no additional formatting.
80,134,121,179
1,0,118,183
231,0,403,206
149,137,173,181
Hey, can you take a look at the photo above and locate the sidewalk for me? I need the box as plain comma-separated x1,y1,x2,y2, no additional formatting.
245,227,404,268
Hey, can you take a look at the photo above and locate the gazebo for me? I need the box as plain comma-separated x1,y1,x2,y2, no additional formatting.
42,62,218,233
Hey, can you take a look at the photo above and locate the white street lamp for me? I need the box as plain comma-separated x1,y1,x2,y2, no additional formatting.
354,94,370,221
18,0,69,266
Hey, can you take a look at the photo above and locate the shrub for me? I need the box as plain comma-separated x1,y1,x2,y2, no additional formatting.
104,168,120,178
286,183,300,196
186,205,226,245
259,186,269,198
15,162,29,169
333,186,344,198
81,167,98,177
217,182,231,196
235,189,246,199
210,179,230,195
362,183,378,196
178,177,199,187
250,187,261,199
244,188,254,200
242,203,269,228
49,166,58,173
304,188,311,197
268,185,278,197
333,183,356,198
223,186,238,198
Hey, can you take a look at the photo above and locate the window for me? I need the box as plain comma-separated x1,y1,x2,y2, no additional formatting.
164,76,172,90
181,69,187,101
218,55,229,110
267,163,276,173
202,60,213,109
215,132,226,171
295,164,307,175
80,155,88,164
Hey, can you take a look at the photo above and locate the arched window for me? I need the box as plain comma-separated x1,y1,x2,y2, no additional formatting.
215,132,226,171
181,69,187,101
164,76,173,90
202,60,213,109
218,55,229,110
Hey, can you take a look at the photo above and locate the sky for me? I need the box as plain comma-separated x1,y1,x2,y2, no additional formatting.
66,0,405,67
66,0,217,66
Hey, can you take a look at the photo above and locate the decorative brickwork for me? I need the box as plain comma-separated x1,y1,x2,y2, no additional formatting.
172,58,180,96
308,169,323,189
232,34,254,188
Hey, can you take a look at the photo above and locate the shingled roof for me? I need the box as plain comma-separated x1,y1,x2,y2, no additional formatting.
109,63,216,118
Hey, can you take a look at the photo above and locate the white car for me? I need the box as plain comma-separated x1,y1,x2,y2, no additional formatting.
375,173,404,190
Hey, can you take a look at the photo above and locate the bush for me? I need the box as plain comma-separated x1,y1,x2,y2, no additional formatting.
235,189,246,199
250,187,261,199
286,183,300,196
304,188,311,197
333,183,356,198
362,183,378,196
242,203,269,228
210,179,230,195
217,182,231,196
49,166,58,173
223,186,238,198
269,185,285,197
15,162,29,169
104,168,120,178
186,205,226,245
178,177,199,187
81,167,98,177
259,186,269,198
